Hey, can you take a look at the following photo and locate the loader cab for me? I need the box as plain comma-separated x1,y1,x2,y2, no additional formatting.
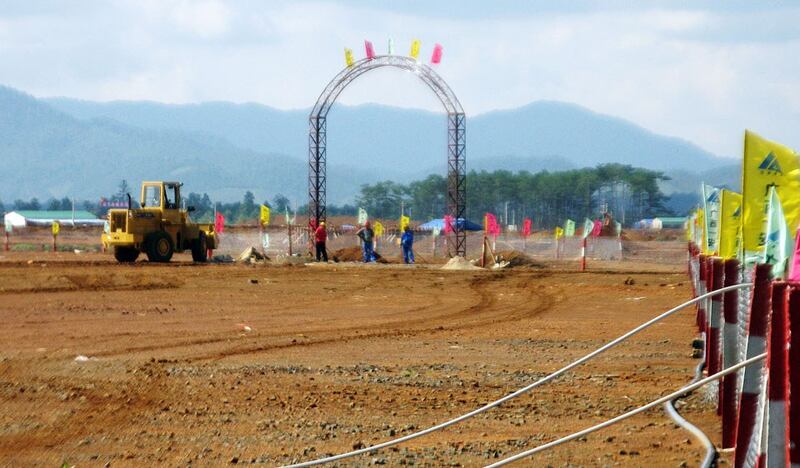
141,182,182,211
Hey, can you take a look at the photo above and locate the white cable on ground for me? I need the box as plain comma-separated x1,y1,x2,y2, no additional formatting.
284,283,751,467
663,331,716,467
485,352,767,467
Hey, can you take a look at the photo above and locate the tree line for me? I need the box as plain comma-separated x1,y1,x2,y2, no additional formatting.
352,164,671,228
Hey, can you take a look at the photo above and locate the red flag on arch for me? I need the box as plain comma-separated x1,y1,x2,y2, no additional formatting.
522,218,532,237
215,212,225,234
431,43,443,64
365,40,375,60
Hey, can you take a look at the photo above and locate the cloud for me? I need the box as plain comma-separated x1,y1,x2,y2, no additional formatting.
0,1,798,158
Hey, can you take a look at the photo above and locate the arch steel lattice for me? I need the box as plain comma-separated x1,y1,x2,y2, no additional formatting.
308,55,467,256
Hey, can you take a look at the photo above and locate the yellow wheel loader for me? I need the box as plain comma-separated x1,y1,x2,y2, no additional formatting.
102,181,217,263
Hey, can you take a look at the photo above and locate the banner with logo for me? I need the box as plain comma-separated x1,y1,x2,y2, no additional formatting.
742,130,800,256
702,184,721,255
484,213,500,237
431,43,443,64
51,221,60,236
260,205,270,226
762,186,792,278
718,190,742,259
364,40,375,60
564,219,575,237
357,208,368,225
373,221,384,238
554,226,564,239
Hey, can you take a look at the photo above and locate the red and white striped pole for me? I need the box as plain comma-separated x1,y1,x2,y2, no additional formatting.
580,237,587,271
788,286,800,467
708,258,724,390
735,263,772,468
765,282,790,466
697,254,708,333
721,258,740,448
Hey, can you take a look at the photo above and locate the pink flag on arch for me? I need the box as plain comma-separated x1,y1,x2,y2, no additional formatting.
215,212,225,234
365,40,375,60
443,214,454,234
788,229,800,280
522,218,532,237
430,43,443,64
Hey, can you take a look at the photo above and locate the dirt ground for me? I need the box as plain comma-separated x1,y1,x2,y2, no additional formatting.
0,239,729,467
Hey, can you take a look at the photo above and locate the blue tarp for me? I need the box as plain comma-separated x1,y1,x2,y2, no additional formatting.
418,218,483,232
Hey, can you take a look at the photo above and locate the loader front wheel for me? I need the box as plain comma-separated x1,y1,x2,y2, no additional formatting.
114,246,139,263
191,232,208,262
146,231,174,263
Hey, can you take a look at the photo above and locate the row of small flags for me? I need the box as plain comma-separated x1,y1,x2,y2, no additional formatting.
345,39,443,67
689,130,800,279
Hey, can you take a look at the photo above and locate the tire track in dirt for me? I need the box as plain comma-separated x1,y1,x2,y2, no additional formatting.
185,272,559,362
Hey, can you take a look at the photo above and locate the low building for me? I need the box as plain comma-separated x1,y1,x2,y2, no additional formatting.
4,210,104,228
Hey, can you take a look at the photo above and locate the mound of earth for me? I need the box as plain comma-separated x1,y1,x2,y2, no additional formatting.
493,250,544,269
331,246,389,263
441,256,483,271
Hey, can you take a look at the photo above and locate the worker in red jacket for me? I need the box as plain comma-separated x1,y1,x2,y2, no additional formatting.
314,221,328,262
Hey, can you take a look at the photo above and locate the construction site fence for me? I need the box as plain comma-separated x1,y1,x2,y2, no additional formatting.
688,244,800,467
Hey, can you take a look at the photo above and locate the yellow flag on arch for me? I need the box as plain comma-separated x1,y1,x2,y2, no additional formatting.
742,130,800,256
410,39,421,60
718,190,742,259
344,48,354,67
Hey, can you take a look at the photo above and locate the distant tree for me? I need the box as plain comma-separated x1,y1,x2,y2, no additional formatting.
112,179,131,202
61,197,72,211
272,194,291,213
14,198,41,210
47,198,61,210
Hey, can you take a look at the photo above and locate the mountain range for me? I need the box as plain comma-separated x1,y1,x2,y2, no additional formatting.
0,84,738,209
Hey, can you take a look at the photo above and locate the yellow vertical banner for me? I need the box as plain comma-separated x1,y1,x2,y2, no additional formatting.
51,221,60,236
344,48,354,67
260,205,270,226
742,130,800,256
718,190,742,259
373,221,384,237
554,226,564,239
399,215,410,231
410,39,420,60
694,208,705,248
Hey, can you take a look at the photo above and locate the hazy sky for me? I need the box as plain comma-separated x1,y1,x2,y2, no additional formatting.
1,1,798,158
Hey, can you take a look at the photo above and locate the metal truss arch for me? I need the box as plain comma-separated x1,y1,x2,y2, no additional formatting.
308,54,467,256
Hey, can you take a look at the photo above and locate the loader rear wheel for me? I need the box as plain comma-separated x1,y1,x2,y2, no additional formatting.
191,232,208,262
146,231,174,263
114,246,139,263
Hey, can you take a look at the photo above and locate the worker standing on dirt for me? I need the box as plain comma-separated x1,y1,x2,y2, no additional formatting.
314,221,328,262
401,225,415,264
356,221,375,263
